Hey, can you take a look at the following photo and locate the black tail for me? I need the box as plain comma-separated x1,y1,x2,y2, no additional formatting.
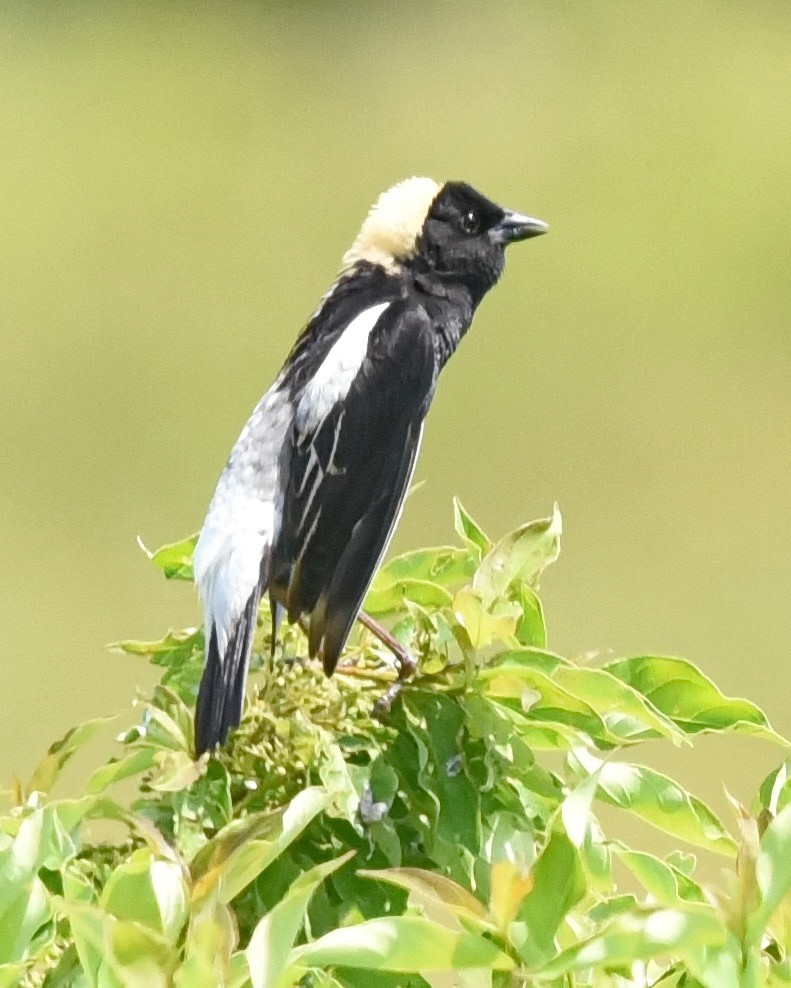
195,583,262,756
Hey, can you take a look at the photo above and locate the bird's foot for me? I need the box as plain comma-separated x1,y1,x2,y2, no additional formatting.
373,679,407,719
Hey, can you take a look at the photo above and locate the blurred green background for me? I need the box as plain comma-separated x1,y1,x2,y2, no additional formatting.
1,1,789,824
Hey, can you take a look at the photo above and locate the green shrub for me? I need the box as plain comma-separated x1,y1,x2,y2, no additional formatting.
3,502,791,987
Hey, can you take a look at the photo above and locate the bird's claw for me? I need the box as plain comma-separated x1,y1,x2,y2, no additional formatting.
372,647,418,719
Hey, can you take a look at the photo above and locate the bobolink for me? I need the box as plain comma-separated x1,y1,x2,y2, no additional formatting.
193,177,547,754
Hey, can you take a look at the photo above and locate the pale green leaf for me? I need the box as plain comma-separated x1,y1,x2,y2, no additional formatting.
371,545,475,589
148,750,205,793
748,801,791,945
365,578,454,616
512,585,547,649
473,505,561,607
286,916,513,975
110,919,178,985
571,749,736,856
453,588,521,650
0,965,27,988
87,747,158,794
145,684,194,751
479,662,615,745
27,717,115,797
553,666,688,745
358,867,489,928
0,873,50,965
144,533,198,581
60,899,177,988
191,787,329,904
615,846,705,905
173,898,238,988
490,647,569,676
247,852,354,988
535,905,733,982
452,498,491,554
605,655,787,744
100,848,189,940
510,829,586,967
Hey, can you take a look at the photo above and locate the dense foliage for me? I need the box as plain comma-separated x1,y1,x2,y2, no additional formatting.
3,502,791,987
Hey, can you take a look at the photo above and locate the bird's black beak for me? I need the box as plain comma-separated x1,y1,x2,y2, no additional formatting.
491,209,549,245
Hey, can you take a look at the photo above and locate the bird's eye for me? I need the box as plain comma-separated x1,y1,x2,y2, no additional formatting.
460,209,481,235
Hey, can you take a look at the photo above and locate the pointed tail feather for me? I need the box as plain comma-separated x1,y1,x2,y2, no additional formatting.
195,584,261,755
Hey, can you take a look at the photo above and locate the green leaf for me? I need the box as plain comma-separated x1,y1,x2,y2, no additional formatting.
747,801,791,945
536,905,733,982
364,543,476,616
615,846,706,905
452,498,491,554
143,533,198,581
605,655,788,744
553,666,688,745
473,505,561,607
403,694,481,857
371,545,476,591
87,747,158,794
452,588,521,651
246,852,354,988
478,661,615,746
758,761,791,820
571,749,737,856
191,787,329,904
27,717,115,797
148,750,205,793
587,893,639,924
110,919,178,984
490,647,568,676
0,798,104,927
59,898,178,988
173,898,239,988
512,585,547,649
113,628,204,700
286,916,513,975
0,871,50,965
100,848,189,940
511,829,586,968
146,684,195,752
0,965,28,988
365,579,454,617
358,867,489,927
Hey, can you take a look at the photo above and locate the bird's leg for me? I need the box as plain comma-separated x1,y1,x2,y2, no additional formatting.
356,611,418,678
356,610,418,716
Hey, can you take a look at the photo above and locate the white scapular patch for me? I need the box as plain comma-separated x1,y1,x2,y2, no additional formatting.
296,302,390,431
342,176,441,272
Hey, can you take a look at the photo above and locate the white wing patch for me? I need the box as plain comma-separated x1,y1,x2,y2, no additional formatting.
295,302,390,433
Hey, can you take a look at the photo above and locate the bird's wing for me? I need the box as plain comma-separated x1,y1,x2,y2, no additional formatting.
273,301,436,673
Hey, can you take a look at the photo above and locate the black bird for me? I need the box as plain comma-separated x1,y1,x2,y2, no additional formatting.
193,177,547,754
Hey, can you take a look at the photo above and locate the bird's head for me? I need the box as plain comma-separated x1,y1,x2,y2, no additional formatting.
342,177,547,299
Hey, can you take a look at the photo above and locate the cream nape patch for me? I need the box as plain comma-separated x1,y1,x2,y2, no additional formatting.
341,177,441,272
